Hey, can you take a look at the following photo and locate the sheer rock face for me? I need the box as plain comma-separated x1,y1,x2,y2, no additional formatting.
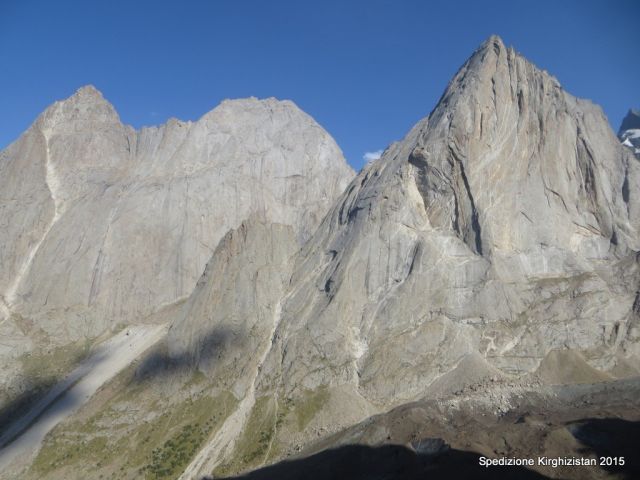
254,36,640,411
0,86,353,349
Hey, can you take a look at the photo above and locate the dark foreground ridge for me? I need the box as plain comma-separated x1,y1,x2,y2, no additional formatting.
212,418,640,480
214,378,640,480
210,443,551,480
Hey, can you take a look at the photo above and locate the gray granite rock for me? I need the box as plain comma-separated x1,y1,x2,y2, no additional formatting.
178,38,640,478
256,35,640,412
4,35,640,479
0,87,353,402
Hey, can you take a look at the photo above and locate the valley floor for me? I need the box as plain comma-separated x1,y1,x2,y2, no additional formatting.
2,335,639,480
0,324,166,477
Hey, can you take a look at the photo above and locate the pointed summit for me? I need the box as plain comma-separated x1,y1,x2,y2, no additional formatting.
619,108,640,135
57,84,112,110
37,84,121,133
477,34,506,55
404,34,577,256
438,34,555,122
248,37,640,431
74,84,104,98
619,108,640,158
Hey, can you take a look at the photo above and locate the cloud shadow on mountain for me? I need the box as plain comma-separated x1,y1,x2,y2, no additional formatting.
0,378,85,451
1,324,238,448
134,326,238,381
0,378,59,442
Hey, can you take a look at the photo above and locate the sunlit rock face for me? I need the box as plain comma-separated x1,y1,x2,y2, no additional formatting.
0,87,353,340
253,35,640,411
0,87,354,406
166,37,640,479
3,35,640,480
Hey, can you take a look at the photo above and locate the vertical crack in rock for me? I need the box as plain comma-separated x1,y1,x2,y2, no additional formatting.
449,144,483,256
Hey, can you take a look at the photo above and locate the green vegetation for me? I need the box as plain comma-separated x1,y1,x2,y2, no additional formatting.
0,338,93,428
140,422,209,479
32,432,112,473
31,382,237,480
20,339,92,382
29,364,330,480
214,396,278,477
235,396,277,466
294,386,329,431
215,387,330,477
134,392,236,480
184,369,208,387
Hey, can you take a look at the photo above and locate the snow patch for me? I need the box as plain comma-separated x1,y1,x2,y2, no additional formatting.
622,129,640,140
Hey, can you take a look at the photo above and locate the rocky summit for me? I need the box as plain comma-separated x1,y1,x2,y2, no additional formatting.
1,35,639,480
253,35,640,407
0,88,353,423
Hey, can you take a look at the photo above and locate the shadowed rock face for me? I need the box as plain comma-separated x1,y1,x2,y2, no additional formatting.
252,35,640,416
619,109,640,135
269,379,640,480
0,87,354,403
212,443,552,480
619,109,640,158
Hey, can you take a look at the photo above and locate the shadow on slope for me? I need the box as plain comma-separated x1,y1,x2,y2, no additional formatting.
0,338,92,438
0,325,235,449
0,381,87,457
0,346,110,444
210,442,551,480
0,378,67,443
568,418,640,479
134,326,237,380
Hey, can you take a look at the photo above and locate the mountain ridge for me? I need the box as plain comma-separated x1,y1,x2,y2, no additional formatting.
1,35,639,480
0,85,354,429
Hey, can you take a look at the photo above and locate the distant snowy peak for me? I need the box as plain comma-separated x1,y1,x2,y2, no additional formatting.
619,109,640,158
619,108,640,133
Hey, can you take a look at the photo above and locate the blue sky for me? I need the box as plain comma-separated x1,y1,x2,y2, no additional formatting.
1,0,638,170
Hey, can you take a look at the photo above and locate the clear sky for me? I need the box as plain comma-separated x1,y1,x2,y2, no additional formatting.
1,0,638,170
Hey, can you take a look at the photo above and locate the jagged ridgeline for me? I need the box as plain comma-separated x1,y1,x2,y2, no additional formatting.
1,35,639,480
0,89,353,434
